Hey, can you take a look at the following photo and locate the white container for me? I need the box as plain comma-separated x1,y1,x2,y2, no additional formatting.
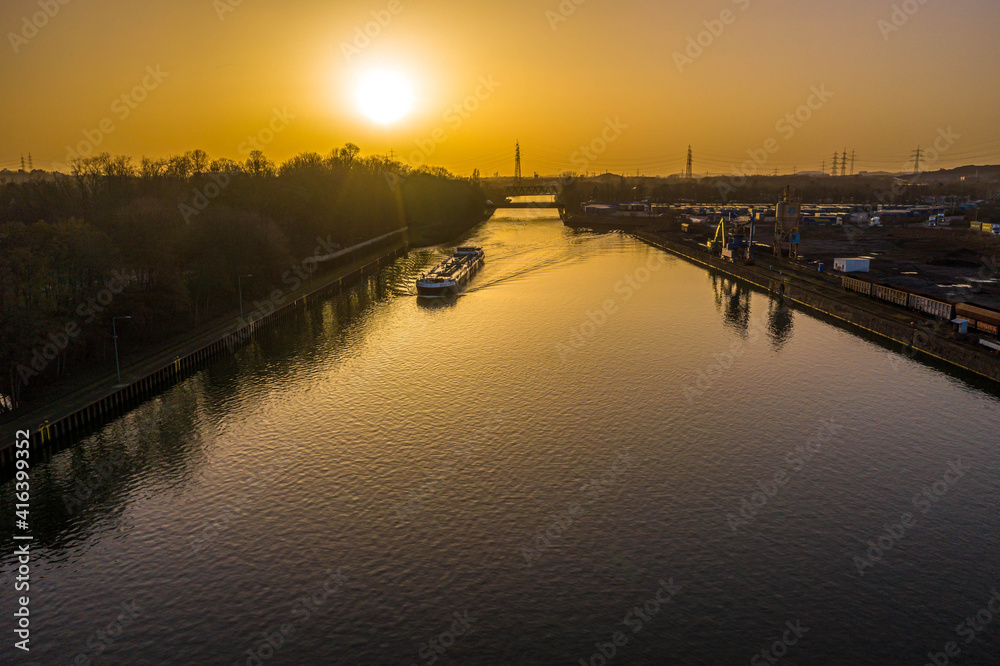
833,258,870,273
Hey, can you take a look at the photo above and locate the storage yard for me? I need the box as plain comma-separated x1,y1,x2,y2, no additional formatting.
671,213,1000,312
790,225,1000,311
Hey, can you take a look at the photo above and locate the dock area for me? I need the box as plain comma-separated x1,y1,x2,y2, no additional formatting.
632,229,1000,386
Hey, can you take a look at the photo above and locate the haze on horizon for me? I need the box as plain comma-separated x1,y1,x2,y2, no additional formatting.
3,0,999,177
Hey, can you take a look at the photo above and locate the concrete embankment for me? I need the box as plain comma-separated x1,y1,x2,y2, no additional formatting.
633,230,1000,385
0,232,408,467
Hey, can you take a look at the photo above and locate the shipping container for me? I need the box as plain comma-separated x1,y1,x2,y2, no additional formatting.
955,303,1000,336
971,221,1000,234
977,322,1000,336
956,303,1000,328
834,257,870,272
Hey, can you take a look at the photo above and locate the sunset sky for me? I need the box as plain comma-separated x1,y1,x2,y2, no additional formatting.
3,0,999,176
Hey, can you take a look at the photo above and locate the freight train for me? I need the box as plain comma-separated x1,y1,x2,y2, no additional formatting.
841,276,1000,337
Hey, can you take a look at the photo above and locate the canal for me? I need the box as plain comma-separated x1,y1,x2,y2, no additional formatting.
2,208,999,664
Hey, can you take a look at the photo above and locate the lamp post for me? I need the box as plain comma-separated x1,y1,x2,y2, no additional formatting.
112,316,132,385
238,274,253,320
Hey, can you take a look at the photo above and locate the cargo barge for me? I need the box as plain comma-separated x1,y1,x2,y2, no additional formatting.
416,246,485,297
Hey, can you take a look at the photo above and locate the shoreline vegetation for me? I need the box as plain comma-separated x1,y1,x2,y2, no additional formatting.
0,146,488,417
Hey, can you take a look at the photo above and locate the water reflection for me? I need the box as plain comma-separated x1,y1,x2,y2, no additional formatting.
707,271,796,349
0,383,204,549
767,296,795,350
710,274,753,337
3,215,1000,665
0,267,402,551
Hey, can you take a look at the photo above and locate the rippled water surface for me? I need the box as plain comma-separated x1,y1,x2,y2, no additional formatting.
2,210,999,665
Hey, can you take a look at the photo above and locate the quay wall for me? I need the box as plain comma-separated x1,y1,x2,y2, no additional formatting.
633,230,1000,385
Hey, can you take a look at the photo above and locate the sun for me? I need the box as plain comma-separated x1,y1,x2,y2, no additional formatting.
353,67,416,125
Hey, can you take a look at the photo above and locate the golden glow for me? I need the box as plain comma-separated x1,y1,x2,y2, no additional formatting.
0,1,998,174
353,67,416,126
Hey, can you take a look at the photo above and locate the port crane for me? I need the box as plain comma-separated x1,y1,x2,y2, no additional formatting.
706,213,756,265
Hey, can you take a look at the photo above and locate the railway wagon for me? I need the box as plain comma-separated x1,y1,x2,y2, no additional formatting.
956,303,1000,337
842,276,872,296
872,284,909,307
842,274,1000,332
907,294,954,320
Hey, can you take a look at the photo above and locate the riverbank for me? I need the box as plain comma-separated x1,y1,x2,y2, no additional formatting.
632,229,1000,385
0,233,408,466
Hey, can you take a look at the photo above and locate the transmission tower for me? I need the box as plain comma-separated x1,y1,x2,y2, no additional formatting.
831,152,839,177
27,153,32,170
912,146,922,174
685,145,693,179
514,141,521,180
20,154,25,171
841,148,847,177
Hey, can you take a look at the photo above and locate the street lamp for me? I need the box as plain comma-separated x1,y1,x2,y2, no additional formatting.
238,274,253,320
112,316,132,385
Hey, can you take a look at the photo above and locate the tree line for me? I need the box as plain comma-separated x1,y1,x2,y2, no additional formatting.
0,146,487,414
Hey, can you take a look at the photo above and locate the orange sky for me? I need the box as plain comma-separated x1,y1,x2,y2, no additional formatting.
3,0,999,176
